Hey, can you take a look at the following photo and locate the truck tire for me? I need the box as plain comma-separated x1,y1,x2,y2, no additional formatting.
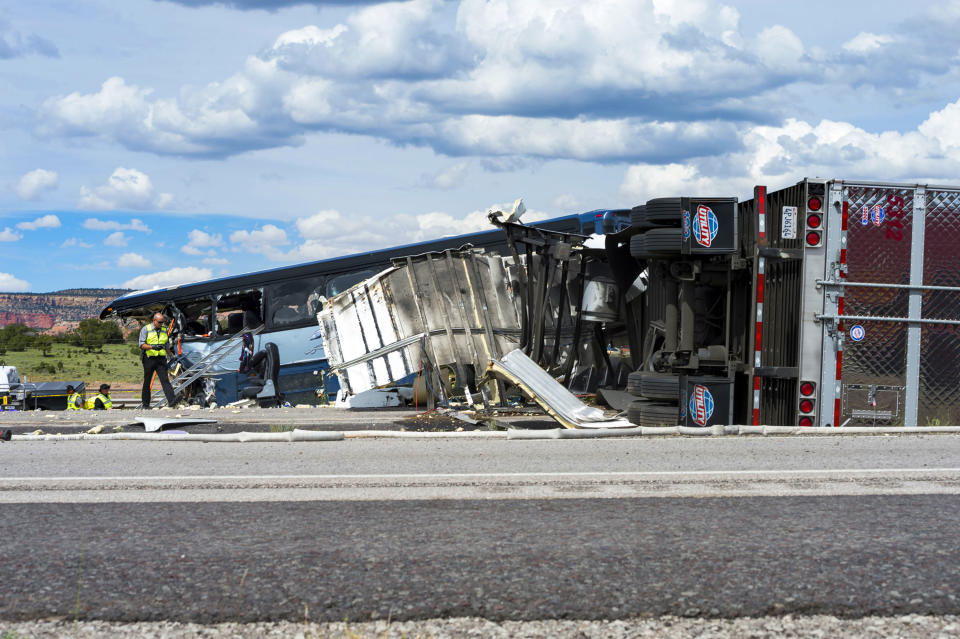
630,204,678,230
626,371,643,396
629,228,682,258
644,197,684,224
626,400,679,426
641,372,680,401
626,371,680,401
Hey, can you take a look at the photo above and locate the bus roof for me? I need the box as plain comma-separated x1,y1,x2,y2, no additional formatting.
99,213,589,319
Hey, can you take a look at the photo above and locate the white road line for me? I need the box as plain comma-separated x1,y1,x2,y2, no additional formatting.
3,468,960,482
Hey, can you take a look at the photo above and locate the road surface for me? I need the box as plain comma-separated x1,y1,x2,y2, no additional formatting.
1,434,959,625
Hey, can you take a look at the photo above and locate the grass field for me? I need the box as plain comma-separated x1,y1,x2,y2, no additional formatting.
0,342,142,387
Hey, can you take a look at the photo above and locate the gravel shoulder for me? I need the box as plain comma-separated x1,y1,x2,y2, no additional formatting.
2,615,959,638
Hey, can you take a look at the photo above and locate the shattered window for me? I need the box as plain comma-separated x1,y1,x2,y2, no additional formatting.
325,269,378,297
216,289,263,335
266,276,326,329
184,311,213,336
176,298,215,337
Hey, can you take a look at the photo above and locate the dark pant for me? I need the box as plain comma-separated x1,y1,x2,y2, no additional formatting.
142,355,176,407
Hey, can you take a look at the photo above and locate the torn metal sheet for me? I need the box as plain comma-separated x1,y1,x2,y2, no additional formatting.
595,388,635,412
133,417,218,433
482,349,633,429
318,248,520,396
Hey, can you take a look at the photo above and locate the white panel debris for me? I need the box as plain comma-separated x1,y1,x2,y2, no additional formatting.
483,349,634,429
318,248,520,396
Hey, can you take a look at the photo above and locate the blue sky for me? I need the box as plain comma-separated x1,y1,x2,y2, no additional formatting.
3,0,960,292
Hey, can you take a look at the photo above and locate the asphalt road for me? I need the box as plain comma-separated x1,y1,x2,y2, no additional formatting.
2,435,959,623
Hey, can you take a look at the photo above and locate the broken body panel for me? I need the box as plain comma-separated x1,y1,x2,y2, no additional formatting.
317,249,519,399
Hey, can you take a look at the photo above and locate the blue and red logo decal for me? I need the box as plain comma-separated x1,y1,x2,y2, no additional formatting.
849,324,866,342
689,384,715,427
862,204,884,226
692,205,719,247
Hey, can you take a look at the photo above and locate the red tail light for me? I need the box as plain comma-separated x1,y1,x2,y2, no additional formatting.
798,416,814,427
800,382,815,396
806,213,822,229
808,196,822,211
806,231,821,246
799,399,814,413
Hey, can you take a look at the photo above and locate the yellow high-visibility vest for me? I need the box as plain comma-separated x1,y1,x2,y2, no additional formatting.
67,392,83,410
145,326,169,357
85,393,112,410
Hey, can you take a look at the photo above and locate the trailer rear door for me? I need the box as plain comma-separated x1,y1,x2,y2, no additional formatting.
830,183,960,426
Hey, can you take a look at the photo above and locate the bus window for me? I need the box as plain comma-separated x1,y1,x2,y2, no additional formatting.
176,298,215,337
265,276,326,328
216,289,263,335
325,269,379,297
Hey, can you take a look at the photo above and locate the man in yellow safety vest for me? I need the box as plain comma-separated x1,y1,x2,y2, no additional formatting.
138,312,177,408
91,383,113,410
66,384,83,410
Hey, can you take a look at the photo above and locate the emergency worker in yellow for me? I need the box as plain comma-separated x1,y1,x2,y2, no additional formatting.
66,385,83,410
139,312,177,408
92,383,113,410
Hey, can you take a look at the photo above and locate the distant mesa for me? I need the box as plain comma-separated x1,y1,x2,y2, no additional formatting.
0,288,132,331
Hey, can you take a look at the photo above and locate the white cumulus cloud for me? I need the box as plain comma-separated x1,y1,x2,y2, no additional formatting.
295,210,341,240
122,266,213,291
117,252,150,268
418,162,470,190
30,0,960,186
0,227,23,242
0,272,30,292
16,214,61,231
182,229,224,255
842,32,895,54
79,167,173,211
82,217,151,233
16,169,59,200
103,231,128,247
229,224,290,259
61,238,94,248
29,0,799,164
620,163,747,204
621,95,960,203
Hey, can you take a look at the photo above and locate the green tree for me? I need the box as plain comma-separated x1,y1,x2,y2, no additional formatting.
0,323,36,352
76,318,123,353
35,334,54,357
